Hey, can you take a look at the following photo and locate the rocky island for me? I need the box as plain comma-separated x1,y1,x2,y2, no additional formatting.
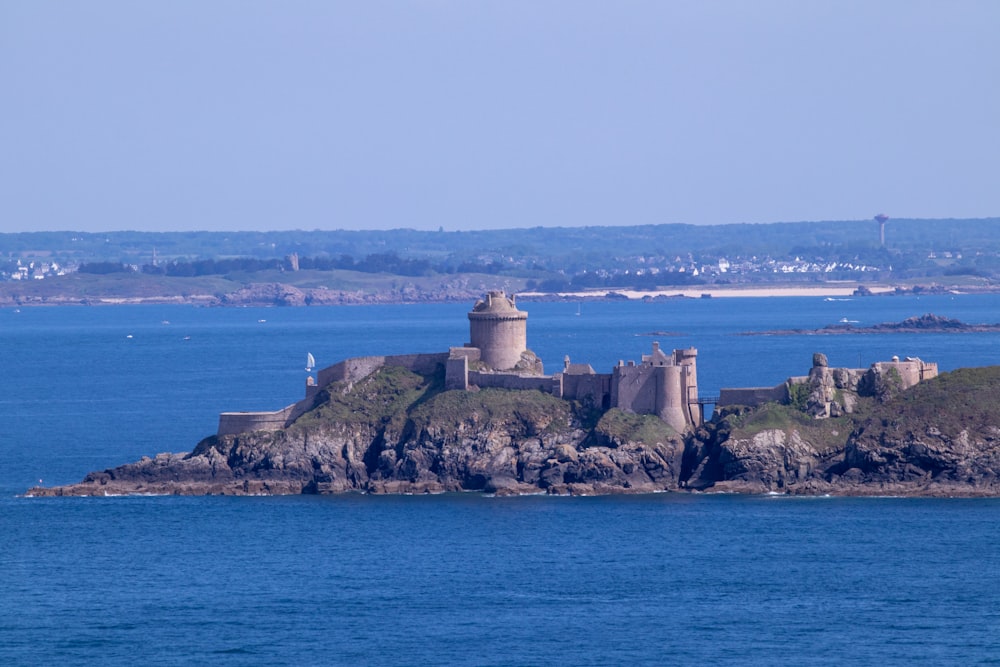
741,313,1000,335
27,292,1000,498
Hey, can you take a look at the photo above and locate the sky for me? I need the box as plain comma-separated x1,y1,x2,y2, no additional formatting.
2,1,998,233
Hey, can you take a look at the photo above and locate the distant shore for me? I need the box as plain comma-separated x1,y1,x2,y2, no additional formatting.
1,279,981,307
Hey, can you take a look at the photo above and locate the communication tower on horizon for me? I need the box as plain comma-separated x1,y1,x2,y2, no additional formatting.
874,213,889,247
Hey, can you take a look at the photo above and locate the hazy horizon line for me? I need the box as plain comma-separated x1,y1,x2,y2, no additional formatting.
5,216,999,236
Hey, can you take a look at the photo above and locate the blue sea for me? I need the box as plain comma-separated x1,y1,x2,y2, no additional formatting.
3,295,1000,666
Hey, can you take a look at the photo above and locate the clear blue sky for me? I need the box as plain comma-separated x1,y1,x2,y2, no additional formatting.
2,1,998,233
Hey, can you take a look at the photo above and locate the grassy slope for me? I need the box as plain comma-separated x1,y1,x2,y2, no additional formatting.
864,366,1000,435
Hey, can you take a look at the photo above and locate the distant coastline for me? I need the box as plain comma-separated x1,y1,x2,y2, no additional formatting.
1,277,985,308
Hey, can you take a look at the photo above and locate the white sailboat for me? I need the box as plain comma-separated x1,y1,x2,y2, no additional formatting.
305,352,315,372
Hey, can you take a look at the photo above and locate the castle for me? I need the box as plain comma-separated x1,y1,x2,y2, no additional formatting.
217,289,940,437
218,290,703,436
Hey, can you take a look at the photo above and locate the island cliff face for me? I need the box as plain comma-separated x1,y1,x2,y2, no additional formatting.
30,365,685,496
27,362,1000,498
685,365,1000,497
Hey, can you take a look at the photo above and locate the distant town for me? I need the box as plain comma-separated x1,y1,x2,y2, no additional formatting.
2,217,999,304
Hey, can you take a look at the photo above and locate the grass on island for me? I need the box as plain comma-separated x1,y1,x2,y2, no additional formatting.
293,364,579,438
591,409,680,447
869,366,1000,435
294,365,442,433
411,385,575,436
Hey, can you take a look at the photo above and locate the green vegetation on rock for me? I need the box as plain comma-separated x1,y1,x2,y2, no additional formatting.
867,366,1000,434
295,365,443,431
592,409,679,448
411,386,574,435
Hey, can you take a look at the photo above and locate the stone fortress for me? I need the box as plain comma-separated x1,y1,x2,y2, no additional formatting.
219,290,703,436
218,290,938,436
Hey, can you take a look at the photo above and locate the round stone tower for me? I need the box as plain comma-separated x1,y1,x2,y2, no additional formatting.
468,290,528,370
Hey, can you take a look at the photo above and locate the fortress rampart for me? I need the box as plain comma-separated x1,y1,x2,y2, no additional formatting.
317,353,449,387
718,385,789,408
873,357,939,386
468,370,562,395
218,407,294,436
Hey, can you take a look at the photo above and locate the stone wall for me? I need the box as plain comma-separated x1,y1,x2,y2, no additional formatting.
872,358,938,389
611,363,660,417
468,370,562,395
717,385,789,408
317,352,449,387
218,406,294,436
562,372,612,410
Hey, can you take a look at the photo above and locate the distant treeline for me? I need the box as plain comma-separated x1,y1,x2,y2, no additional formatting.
77,253,711,290
10,218,1000,268
529,272,705,292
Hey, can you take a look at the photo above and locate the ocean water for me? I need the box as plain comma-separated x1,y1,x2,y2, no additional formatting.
3,295,1000,665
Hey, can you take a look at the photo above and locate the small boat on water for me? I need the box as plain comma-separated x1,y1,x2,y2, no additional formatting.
305,352,315,372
